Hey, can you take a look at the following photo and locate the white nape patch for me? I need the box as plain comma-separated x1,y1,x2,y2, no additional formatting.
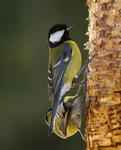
49,30,65,43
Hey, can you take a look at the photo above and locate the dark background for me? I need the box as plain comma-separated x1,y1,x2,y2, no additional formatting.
0,0,88,150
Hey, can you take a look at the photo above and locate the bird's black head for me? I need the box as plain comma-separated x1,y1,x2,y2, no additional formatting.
48,24,73,48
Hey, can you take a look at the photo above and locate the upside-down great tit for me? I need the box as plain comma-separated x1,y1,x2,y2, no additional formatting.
48,24,82,134
45,96,85,141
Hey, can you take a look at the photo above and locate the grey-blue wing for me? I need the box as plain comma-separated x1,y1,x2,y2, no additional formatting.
48,43,72,102
53,43,72,96
48,43,72,134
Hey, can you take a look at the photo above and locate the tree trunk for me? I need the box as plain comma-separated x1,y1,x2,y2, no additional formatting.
86,0,121,150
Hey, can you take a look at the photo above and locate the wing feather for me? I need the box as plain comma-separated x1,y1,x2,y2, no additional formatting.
48,43,72,102
48,43,72,133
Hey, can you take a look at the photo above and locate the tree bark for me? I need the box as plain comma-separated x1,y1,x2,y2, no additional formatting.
86,0,121,150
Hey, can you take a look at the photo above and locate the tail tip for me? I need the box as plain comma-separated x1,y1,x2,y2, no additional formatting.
48,125,53,136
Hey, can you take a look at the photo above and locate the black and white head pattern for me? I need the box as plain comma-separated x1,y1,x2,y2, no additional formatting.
48,24,71,48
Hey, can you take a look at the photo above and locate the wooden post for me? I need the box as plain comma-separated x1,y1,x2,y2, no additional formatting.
86,0,121,149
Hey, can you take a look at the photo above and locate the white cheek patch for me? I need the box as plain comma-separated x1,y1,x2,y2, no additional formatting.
49,30,65,43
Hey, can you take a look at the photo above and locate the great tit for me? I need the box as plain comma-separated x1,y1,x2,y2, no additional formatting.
48,24,82,134
45,96,85,141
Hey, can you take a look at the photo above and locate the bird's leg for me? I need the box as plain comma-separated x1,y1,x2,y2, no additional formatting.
78,128,86,142
74,78,86,97
72,55,90,88
75,55,90,79
72,79,85,88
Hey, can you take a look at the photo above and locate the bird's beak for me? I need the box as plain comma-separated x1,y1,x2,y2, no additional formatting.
66,25,74,31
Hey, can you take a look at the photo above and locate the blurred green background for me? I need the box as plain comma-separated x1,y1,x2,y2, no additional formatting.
0,0,88,150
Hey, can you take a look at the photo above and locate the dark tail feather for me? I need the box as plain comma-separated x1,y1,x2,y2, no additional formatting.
49,91,61,135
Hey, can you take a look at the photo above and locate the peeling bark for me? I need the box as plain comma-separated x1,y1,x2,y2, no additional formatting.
86,0,121,150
